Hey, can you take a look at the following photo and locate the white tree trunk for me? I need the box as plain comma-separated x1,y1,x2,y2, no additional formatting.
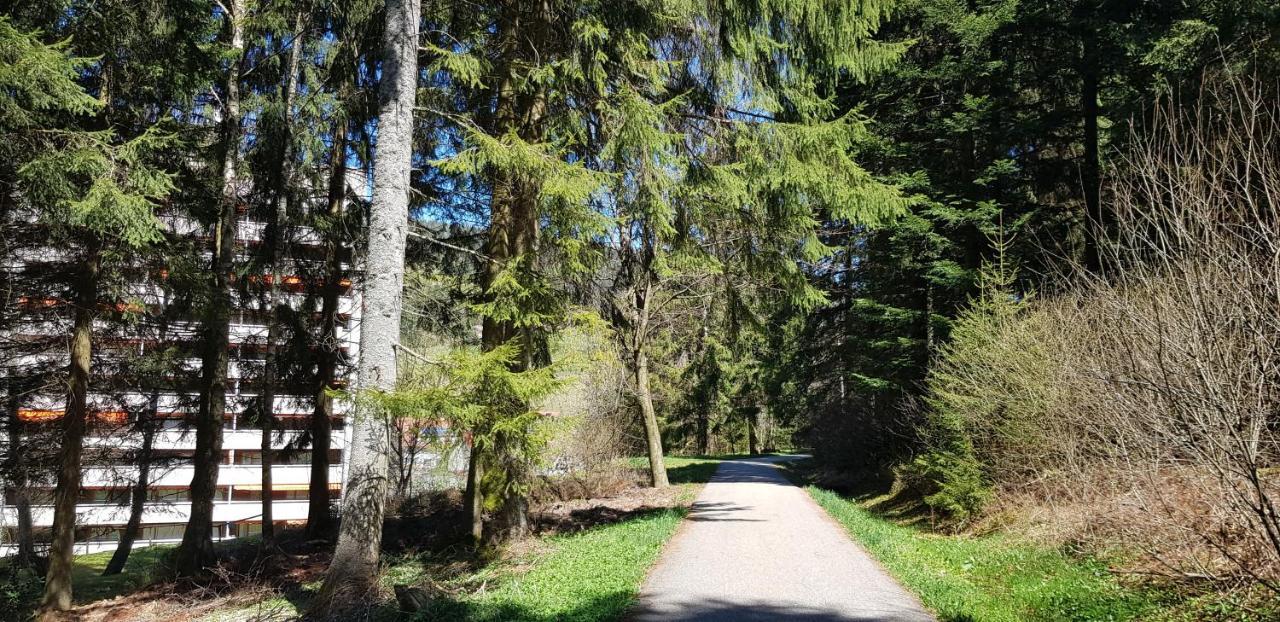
313,0,419,611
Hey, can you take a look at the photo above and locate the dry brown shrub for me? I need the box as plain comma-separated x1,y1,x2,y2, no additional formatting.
535,328,640,503
966,76,1280,591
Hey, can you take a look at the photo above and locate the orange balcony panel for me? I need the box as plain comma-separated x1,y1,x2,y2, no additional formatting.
18,409,62,422
108,302,144,314
17,296,60,309
95,410,128,424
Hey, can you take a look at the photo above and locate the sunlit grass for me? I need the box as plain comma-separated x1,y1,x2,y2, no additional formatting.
70,544,173,603
409,507,684,621
807,486,1163,622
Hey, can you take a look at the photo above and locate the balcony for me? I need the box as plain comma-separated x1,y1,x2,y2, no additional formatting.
80,464,343,488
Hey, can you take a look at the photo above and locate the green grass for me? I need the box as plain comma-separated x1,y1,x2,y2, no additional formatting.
392,456,718,621
633,453,796,485
413,507,685,621
67,544,173,603
807,486,1163,622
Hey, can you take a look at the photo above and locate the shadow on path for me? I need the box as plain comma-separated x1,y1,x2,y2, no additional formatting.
629,598,932,622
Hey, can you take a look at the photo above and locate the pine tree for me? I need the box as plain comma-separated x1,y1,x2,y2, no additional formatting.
175,0,248,576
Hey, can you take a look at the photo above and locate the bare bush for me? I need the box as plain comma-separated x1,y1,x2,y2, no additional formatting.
922,76,1280,589
536,324,640,502
1052,76,1280,588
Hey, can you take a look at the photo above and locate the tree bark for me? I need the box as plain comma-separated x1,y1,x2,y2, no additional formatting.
38,244,99,617
4,383,36,568
464,437,483,543
307,109,348,540
103,397,157,576
312,0,418,611
635,346,670,488
469,0,547,543
175,1,244,576
106,285,173,574
259,9,304,548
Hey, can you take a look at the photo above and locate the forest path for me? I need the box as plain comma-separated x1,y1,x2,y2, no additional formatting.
629,455,935,622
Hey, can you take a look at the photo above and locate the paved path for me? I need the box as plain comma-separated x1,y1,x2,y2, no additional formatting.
630,456,935,622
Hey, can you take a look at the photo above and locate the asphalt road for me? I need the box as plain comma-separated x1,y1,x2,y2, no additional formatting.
629,456,936,622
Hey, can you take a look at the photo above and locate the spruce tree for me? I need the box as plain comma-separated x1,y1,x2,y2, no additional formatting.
173,0,248,576
311,0,420,611
0,15,176,617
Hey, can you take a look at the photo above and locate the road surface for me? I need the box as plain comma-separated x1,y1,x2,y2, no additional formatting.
630,456,935,622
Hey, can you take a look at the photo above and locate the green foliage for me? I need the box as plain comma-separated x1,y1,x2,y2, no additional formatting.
0,17,98,128
390,343,563,511
19,125,174,247
772,0,1280,483
898,450,988,523
903,252,1052,520
1,13,178,259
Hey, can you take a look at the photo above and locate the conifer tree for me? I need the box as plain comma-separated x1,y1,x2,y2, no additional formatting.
312,0,419,611
304,0,378,541
0,15,176,617
175,0,248,576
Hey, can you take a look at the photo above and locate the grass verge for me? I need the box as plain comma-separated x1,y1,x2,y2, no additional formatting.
806,486,1164,622
399,460,711,621
413,507,685,621
660,456,725,484
69,545,174,603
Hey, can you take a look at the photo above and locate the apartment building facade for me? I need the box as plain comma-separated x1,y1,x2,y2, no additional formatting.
0,206,361,555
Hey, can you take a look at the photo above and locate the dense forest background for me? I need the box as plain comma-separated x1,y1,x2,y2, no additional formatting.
2,0,1280,619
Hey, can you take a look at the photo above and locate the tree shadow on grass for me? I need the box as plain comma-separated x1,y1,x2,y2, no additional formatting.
535,505,686,534
410,589,636,622
665,461,722,484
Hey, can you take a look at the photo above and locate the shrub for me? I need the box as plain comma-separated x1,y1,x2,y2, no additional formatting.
906,76,1280,590
907,249,1055,521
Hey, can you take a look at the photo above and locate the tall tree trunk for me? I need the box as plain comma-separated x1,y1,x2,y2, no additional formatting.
312,0,418,611
105,287,172,575
635,352,669,487
464,437,483,543
470,0,552,542
38,244,100,617
103,396,157,576
747,407,759,456
306,113,348,539
14,487,34,566
468,0,519,543
633,294,669,488
175,1,244,576
696,302,710,456
259,10,304,548
4,383,35,568
631,279,669,487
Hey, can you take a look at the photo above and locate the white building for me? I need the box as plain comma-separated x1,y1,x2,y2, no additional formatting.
0,206,361,555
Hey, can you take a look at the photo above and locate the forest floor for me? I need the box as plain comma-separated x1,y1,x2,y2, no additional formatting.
40,456,727,622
